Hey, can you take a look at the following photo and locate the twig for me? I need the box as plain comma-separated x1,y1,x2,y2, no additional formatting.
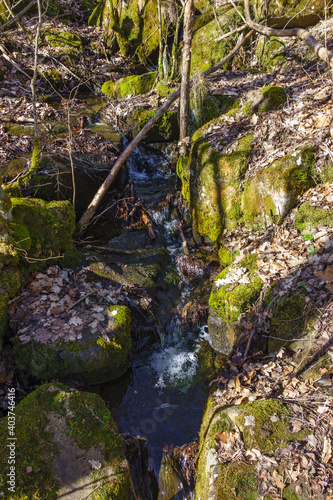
67,291,95,311
215,24,246,42
0,0,36,32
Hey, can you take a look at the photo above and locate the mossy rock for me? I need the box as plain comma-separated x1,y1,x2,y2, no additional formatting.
128,108,179,142
255,36,287,71
241,146,316,228
208,264,263,354
195,397,309,499
101,71,156,99
197,338,228,382
9,198,77,268
218,246,234,269
42,29,87,50
251,0,332,27
268,293,316,354
191,7,247,75
243,86,287,116
189,131,253,244
12,305,132,384
295,202,333,234
190,91,240,134
0,383,131,499
89,232,168,296
156,83,174,98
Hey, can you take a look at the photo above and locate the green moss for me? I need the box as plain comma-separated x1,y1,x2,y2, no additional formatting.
320,162,333,183
30,137,40,173
9,198,77,269
260,86,287,113
42,29,86,49
295,202,333,233
176,155,190,201
236,399,308,455
191,7,246,75
102,72,156,99
190,132,253,244
218,247,233,268
0,383,131,499
242,146,316,228
255,36,287,71
190,90,240,133
5,123,34,136
215,463,259,500
129,108,179,142
197,339,228,382
0,266,21,350
268,293,312,353
239,252,258,273
156,83,174,97
209,270,263,322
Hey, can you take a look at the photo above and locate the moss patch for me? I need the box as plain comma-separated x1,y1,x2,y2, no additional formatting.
101,72,156,99
209,269,263,323
243,86,287,116
0,383,131,499
190,132,253,244
241,146,316,228
42,29,86,50
128,108,179,142
295,202,333,233
9,198,77,269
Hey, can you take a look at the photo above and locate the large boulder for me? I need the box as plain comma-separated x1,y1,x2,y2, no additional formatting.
0,383,132,499
195,396,308,499
241,147,316,229
251,0,332,28
10,266,132,384
188,128,253,244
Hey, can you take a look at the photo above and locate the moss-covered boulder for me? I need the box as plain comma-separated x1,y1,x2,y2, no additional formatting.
197,339,228,382
9,198,77,267
243,86,287,116
101,72,156,99
191,7,246,75
128,108,179,142
189,130,253,244
251,0,332,28
208,258,263,354
242,147,316,228
0,383,131,499
295,202,333,234
268,293,316,356
255,36,287,71
196,397,308,499
12,305,132,384
190,91,240,134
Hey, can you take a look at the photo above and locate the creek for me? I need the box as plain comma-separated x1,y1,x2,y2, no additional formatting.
85,113,213,499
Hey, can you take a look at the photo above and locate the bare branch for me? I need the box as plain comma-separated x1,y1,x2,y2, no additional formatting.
0,0,36,32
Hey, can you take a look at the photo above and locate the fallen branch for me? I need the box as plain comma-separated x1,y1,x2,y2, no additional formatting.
243,0,333,69
0,42,31,78
77,29,254,233
0,0,36,32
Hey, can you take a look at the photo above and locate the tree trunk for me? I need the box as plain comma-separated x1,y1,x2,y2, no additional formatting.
157,0,164,80
179,0,194,150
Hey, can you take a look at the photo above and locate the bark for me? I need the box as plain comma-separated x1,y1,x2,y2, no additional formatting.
157,0,164,80
30,0,41,140
179,0,194,146
78,30,254,233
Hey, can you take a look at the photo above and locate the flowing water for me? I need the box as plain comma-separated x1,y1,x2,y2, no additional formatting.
86,115,211,499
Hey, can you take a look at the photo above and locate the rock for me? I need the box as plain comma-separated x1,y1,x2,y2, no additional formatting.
101,72,156,99
255,36,288,71
191,7,245,75
9,198,77,268
12,304,132,384
251,0,332,28
195,396,307,499
0,383,132,499
242,147,316,228
42,29,87,50
187,130,253,244
243,86,287,116
128,109,179,142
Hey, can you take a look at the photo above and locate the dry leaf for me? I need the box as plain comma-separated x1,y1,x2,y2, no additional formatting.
322,436,332,464
314,266,333,282
272,469,285,489
88,459,102,470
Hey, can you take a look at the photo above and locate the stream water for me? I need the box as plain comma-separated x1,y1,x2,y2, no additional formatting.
85,124,211,498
